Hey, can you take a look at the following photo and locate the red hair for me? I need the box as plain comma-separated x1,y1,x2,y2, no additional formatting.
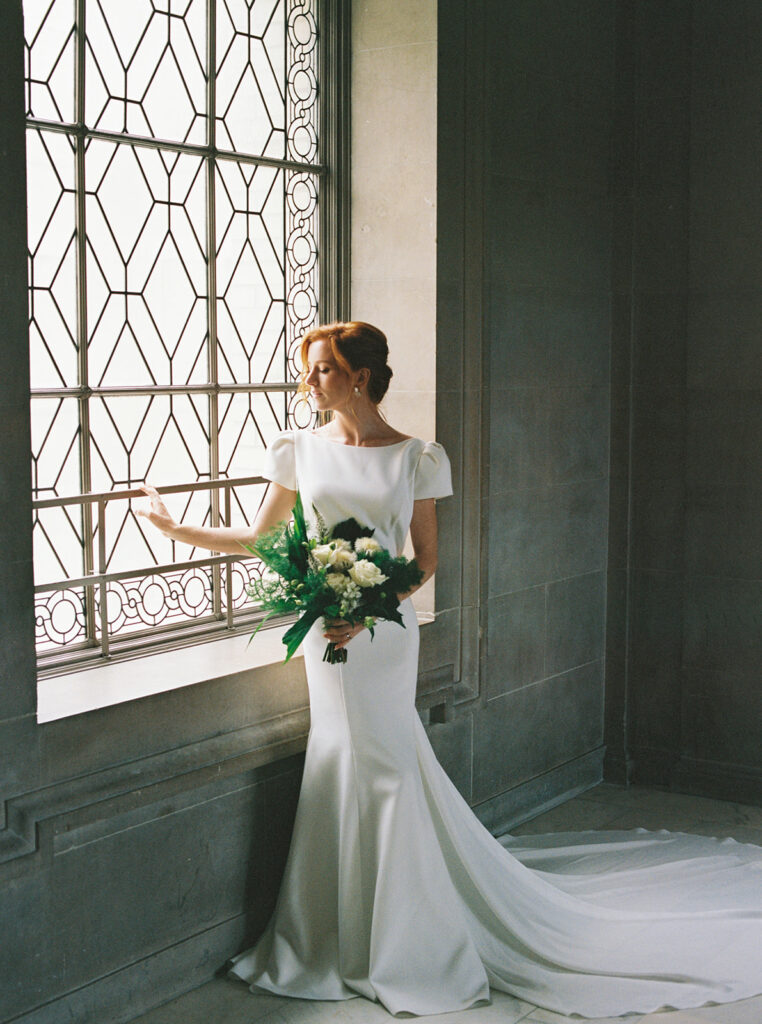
299,321,393,404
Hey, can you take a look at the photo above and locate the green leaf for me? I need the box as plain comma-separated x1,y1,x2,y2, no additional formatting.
282,606,322,661
246,609,277,646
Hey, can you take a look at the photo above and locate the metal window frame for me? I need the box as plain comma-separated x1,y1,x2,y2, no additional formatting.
27,0,351,675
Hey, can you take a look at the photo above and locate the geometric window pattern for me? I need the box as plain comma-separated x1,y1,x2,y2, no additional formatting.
25,0,321,667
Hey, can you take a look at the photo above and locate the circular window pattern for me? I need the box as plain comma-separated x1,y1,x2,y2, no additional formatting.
291,124,315,159
291,13,315,47
291,69,316,103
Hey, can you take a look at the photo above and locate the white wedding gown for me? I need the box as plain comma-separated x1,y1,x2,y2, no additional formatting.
230,431,762,1018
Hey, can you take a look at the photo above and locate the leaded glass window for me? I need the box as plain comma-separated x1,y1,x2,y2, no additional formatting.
25,0,337,670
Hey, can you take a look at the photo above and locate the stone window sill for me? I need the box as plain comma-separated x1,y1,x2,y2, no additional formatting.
37,611,436,724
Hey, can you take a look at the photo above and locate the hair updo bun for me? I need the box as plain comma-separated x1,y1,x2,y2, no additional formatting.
368,362,393,404
299,321,394,404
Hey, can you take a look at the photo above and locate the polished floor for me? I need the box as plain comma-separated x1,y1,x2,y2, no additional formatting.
130,782,762,1024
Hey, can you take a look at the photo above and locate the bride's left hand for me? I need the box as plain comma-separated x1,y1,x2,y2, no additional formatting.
323,618,364,650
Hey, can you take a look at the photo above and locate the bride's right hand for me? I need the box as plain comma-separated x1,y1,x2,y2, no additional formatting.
137,483,178,538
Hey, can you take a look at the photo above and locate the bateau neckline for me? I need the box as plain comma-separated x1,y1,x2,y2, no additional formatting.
306,431,415,450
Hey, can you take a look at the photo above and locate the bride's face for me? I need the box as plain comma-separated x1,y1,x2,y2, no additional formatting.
305,339,354,412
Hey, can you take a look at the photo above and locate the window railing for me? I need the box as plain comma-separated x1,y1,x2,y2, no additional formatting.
33,475,273,675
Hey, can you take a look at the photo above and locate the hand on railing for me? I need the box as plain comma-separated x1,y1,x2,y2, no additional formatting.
33,474,287,663
134,480,287,556
137,483,179,539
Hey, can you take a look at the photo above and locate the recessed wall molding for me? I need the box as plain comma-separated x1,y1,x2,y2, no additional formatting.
0,711,310,876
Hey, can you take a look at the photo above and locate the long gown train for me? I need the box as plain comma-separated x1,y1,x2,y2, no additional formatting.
230,602,762,1018
229,431,762,1017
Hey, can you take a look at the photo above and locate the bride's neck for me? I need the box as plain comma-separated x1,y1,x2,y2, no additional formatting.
325,408,396,446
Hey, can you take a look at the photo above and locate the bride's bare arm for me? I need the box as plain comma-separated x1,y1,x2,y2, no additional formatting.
137,481,297,556
403,497,438,598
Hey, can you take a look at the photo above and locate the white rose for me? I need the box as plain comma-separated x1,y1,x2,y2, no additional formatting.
327,543,357,569
354,536,381,555
349,559,388,588
312,544,333,566
325,572,348,594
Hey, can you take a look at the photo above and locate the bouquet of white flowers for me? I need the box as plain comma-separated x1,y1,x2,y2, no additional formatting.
246,494,423,664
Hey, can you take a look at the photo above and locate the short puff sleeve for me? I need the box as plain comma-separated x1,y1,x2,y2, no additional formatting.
262,431,297,490
413,441,453,500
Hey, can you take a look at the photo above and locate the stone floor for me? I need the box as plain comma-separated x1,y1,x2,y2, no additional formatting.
130,782,762,1024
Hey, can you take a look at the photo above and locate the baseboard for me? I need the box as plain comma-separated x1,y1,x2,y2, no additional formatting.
472,746,606,836
628,745,679,789
6,916,247,1024
671,756,762,806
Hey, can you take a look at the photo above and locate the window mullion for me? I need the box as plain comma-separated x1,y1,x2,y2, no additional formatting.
25,117,324,175
318,0,351,325
74,0,97,647
206,0,222,621
283,2,288,424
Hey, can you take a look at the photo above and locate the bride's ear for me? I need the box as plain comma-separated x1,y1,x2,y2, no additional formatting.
355,367,371,390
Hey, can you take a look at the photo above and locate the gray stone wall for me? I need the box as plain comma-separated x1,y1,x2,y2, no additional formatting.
0,0,37,798
677,0,762,798
606,0,692,785
607,0,762,800
473,0,613,819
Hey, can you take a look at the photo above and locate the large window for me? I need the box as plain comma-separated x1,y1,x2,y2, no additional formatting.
25,0,343,673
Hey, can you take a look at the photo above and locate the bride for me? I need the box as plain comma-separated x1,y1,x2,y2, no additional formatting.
140,321,762,1018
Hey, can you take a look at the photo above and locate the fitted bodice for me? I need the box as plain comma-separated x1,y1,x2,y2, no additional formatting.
263,431,453,554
